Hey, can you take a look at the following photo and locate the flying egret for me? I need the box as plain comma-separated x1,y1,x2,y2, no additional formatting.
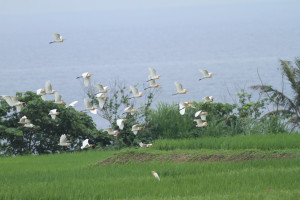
179,102,195,115
58,134,71,147
81,139,94,149
139,142,152,148
132,124,143,135
129,85,143,99
36,88,46,100
151,171,160,181
24,123,35,128
54,92,65,104
104,128,119,136
124,106,136,115
4,96,24,112
84,98,98,114
203,96,214,103
45,81,56,95
49,109,60,119
49,33,65,44
18,116,28,124
147,67,161,81
66,101,78,108
94,84,109,93
95,93,106,109
199,69,213,81
195,110,208,121
144,79,159,90
117,119,127,130
194,119,208,127
77,72,93,87
173,81,187,95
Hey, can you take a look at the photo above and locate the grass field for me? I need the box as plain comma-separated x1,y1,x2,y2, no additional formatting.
1,134,300,199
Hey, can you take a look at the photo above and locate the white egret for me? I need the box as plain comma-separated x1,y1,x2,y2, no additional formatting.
84,98,98,114
194,119,208,127
77,72,93,87
66,101,78,108
173,81,187,95
45,81,56,95
132,124,143,135
81,139,94,149
144,79,159,90
117,119,127,130
18,116,28,124
195,110,208,121
58,134,71,147
199,69,213,81
24,123,35,128
124,106,136,115
49,33,65,44
4,96,24,112
36,88,46,100
179,102,195,115
129,85,143,99
151,171,160,181
147,67,161,81
54,92,65,104
203,96,214,103
94,84,109,93
49,109,60,119
139,142,152,148
104,128,119,136
95,93,106,109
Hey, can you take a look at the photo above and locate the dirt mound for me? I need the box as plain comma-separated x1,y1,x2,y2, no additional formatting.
96,151,297,166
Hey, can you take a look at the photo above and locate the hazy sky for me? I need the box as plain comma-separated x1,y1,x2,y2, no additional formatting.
1,0,290,15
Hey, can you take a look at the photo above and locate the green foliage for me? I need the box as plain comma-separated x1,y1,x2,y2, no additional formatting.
0,91,109,156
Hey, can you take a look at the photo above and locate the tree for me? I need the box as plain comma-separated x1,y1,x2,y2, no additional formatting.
0,91,109,156
251,58,300,129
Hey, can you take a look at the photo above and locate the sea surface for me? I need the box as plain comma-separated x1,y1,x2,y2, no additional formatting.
1,1,300,128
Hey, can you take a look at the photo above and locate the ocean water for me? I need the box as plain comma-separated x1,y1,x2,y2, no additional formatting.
1,1,300,128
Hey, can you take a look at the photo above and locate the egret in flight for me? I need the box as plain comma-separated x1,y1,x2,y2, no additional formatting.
173,81,187,95
104,128,119,136
199,69,213,81
94,84,109,93
203,96,214,103
95,93,106,109
179,101,195,115
4,96,24,113
45,81,56,95
81,139,94,149
129,85,143,99
144,79,159,90
58,134,71,147
54,92,65,104
139,142,152,148
66,101,78,108
195,110,208,121
49,33,65,44
36,88,46,101
117,119,127,130
49,109,60,119
124,106,136,115
147,67,161,81
194,119,208,127
77,72,93,87
84,98,98,114
132,124,143,135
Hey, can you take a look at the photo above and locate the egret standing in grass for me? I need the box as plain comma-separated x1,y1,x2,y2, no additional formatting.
173,81,187,95
77,72,93,87
49,33,65,44
199,69,213,81
152,171,160,181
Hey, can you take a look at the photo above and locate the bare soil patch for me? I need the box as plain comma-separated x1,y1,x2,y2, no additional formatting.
96,151,297,166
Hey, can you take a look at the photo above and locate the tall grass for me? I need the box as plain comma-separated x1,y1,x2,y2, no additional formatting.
1,149,300,199
152,133,300,151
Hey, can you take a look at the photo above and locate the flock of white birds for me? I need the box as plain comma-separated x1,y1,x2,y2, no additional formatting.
1,33,214,181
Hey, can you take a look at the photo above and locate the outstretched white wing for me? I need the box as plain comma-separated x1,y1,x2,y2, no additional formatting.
130,85,139,96
195,110,202,117
200,69,209,77
148,67,157,77
60,134,67,144
68,101,78,107
53,33,61,40
84,98,92,109
4,96,14,106
45,81,53,93
174,81,183,92
94,84,104,92
117,119,125,130
55,92,62,103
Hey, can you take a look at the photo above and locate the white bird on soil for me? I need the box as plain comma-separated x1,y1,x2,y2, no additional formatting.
84,98,98,114
49,33,65,44
132,124,143,135
203,96,214,103
94,84,109,93
129,85,143,99
124,106,136,115
194,119,208,127
4,96,25,112
199,69,213,81
81,139,94,149
36,88,46,100
77,72,93,87
104,128,119,136
195,110,208,121
45,81,56,95
54,92,65,104
179,101,195,115
66,101,78,108
117,119,127,130
139,142,152,148
58,134,71,147
49,109,60,119
147,67,161,81
151,171,160,181
173,81,187,95
144,79,160,90
95,93,106,109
